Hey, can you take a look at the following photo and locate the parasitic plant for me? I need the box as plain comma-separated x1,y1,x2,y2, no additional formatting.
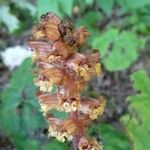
27,12,106,150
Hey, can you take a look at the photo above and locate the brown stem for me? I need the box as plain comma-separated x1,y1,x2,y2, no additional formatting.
72,135,83,150
69,111,84,150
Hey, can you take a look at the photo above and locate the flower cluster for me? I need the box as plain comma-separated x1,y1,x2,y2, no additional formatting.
28,12,106,150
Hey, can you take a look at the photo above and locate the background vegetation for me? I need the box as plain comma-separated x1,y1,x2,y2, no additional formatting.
0,0,150,150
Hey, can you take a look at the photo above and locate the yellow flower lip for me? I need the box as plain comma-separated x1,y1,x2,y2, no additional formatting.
62,101,80,112
34,80,53,92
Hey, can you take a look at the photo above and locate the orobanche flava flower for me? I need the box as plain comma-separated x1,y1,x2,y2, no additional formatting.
27,12,105,150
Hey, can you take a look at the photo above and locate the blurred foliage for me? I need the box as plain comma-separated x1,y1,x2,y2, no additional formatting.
0,58,69,150
117,0,150,12
0,0,36,33
96,0,115,16
0,0,150,149
0,4,19,32
121,70,150,150
88,124,131,150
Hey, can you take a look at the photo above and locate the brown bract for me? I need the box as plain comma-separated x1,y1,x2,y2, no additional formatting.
27,12,105,150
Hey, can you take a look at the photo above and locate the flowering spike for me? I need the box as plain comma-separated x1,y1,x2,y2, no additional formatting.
28,12,106,150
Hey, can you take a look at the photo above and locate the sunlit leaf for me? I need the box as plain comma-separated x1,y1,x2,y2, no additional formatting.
121,70,150,150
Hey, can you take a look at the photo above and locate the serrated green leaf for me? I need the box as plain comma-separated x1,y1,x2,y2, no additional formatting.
0,58,46,147
97,0,115,16
121,70,150,150
88,124,130,150
0,5,19,32
130,70,150,93
92,29,143,71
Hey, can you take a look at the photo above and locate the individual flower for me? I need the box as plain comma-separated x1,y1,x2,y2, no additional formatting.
65,51,101,81
38,92,80,113
47,116,89,143
79,97,106,120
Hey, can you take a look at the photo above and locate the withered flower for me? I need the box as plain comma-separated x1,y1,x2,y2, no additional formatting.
28,12,106,150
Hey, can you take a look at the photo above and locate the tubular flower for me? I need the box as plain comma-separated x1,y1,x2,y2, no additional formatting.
79,97,106,120
47,116,89,142
28,12,106,150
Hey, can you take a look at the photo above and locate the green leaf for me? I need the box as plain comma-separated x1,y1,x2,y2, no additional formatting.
88,124,130,150
130,70,150,93
0,58,46,146
37,0,60,18
59,0,74,17
37,0,73,18
92,28,143,71
42,139,69,150
121,70,150,150
97,0,115,16
0,5,19,32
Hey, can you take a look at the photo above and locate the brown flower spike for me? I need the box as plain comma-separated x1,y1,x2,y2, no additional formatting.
28,12,106,150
